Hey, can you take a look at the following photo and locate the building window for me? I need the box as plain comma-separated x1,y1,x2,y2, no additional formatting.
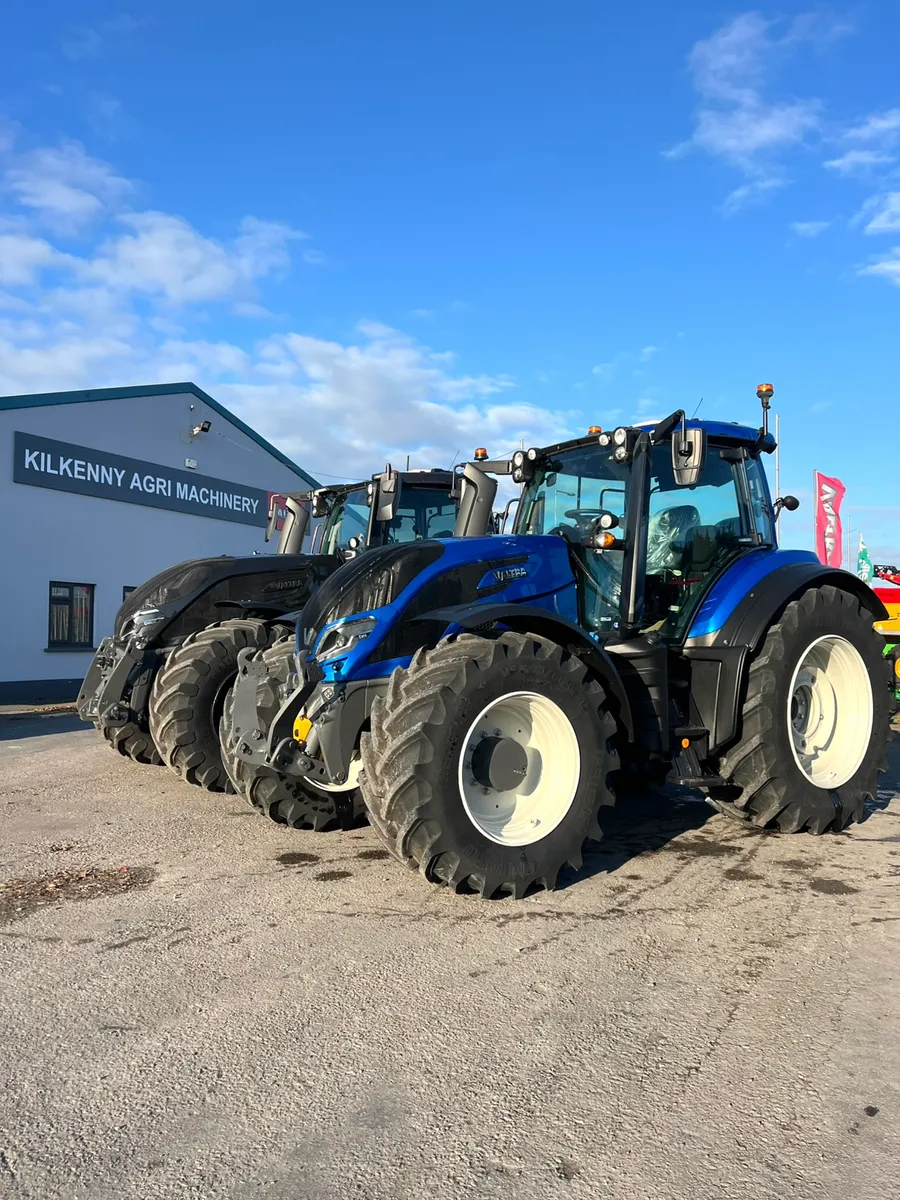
48,582,95,648
123,586,136,601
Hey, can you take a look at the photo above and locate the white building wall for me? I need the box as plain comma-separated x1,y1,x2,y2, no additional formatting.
0,387,314,700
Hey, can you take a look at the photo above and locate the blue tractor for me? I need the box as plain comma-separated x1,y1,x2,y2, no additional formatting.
226,387,892,897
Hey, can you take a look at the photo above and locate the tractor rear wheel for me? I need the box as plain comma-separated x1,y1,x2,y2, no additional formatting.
220,638,361,831
359,632,620,898
709,585,891,833
149,618,288,792
100,719,162,766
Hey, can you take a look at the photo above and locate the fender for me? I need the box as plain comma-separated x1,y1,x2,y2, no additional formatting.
685,561,888,651
416,601,634,738
683,561,888,755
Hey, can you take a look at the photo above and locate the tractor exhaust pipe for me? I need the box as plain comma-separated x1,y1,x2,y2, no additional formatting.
275,496,311,555
453,463,499,538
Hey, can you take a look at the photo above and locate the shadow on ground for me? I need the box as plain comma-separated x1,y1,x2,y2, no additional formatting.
0,714,89,743
556,784,717,890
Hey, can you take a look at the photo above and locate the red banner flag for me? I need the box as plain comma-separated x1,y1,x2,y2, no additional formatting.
814,471,846,567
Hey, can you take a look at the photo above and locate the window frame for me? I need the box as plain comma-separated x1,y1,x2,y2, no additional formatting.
47,581,95,650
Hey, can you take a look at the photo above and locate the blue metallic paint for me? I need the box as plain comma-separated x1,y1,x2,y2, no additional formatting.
687,548,821,640
310,535,579,682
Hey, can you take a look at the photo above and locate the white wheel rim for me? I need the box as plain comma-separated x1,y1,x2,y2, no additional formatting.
787,635,873,789
458,691,581,846
307,754,361,794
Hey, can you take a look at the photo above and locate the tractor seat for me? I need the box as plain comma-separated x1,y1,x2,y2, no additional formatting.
684,525,723,575
646,505,701,572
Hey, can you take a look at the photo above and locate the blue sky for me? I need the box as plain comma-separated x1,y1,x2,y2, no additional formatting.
2,2,899,562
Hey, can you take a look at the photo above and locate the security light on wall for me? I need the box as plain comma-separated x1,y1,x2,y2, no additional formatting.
190,420,212,437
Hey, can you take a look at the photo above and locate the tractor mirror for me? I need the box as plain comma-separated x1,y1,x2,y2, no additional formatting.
671,428,707,487
311,491,333,519
374,469,402,522
265,494,284,543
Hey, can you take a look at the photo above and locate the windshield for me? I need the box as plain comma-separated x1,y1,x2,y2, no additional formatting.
517,444,630,633
322,487,370,554
382,487,457,544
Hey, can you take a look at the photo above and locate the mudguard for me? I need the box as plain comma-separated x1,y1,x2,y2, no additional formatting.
416,601,634,738
683,555,889,755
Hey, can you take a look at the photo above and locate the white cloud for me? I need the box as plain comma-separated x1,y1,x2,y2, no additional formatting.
843,108,900,143
790,219,830,237
860,193,900,235
593,344,662,382
0,334,136,395
859,248,900,287
233,216,308,277
0,232,70,284
219,322,541,477
83,211,307,304
3,141,132,227
0,129,550,477
823,149,894,175
61,15,142,61
86,93,136,141
668,12,838,211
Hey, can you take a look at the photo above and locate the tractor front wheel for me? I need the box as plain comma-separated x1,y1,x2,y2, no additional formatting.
709,585,891,833
100,718,162,766
359,632,620,898
220,637,361,830
149,619,289,792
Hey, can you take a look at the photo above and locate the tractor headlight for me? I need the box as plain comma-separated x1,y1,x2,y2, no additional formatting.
512,467,524,483
527,447,538,461
613,427,628,446
614,446,628,462
513,451,525,468
599,432,611,447
315,616,378,660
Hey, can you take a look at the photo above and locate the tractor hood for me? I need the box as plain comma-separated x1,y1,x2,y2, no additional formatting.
115,552,336,643
303,535,581,678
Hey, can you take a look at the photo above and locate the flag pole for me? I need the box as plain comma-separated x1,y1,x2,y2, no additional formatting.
775,414,781,524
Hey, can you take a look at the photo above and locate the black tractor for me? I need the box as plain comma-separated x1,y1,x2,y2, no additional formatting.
76,468,457,792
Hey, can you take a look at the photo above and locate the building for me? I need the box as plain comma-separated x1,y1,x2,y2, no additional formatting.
0,382,318,704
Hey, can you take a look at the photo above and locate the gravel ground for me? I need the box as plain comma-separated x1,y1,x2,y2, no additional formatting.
1,714,898,1200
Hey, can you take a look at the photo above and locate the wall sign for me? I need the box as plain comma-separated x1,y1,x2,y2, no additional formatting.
14,431,269,527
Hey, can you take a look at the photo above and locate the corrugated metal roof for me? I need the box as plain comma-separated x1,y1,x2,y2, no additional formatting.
0,381,319,488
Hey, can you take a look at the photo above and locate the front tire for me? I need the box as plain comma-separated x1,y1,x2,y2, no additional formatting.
100,718,162,766
709,585,891,833
360,632,620,898
149,619,288,792
220,637,360,830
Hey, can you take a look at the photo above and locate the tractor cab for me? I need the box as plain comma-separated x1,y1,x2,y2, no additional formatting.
508,415,776,646
270,468,458,561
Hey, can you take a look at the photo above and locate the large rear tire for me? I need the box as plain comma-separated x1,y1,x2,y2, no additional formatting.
149,619,288,792
359,632,620,898
709,586,891,833
220,638,360,830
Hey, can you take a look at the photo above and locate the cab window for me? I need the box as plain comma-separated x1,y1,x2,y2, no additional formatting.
746,456,776,545
518,444,630,635
386,488,457,543
643,445,747,639
322,487,370,554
